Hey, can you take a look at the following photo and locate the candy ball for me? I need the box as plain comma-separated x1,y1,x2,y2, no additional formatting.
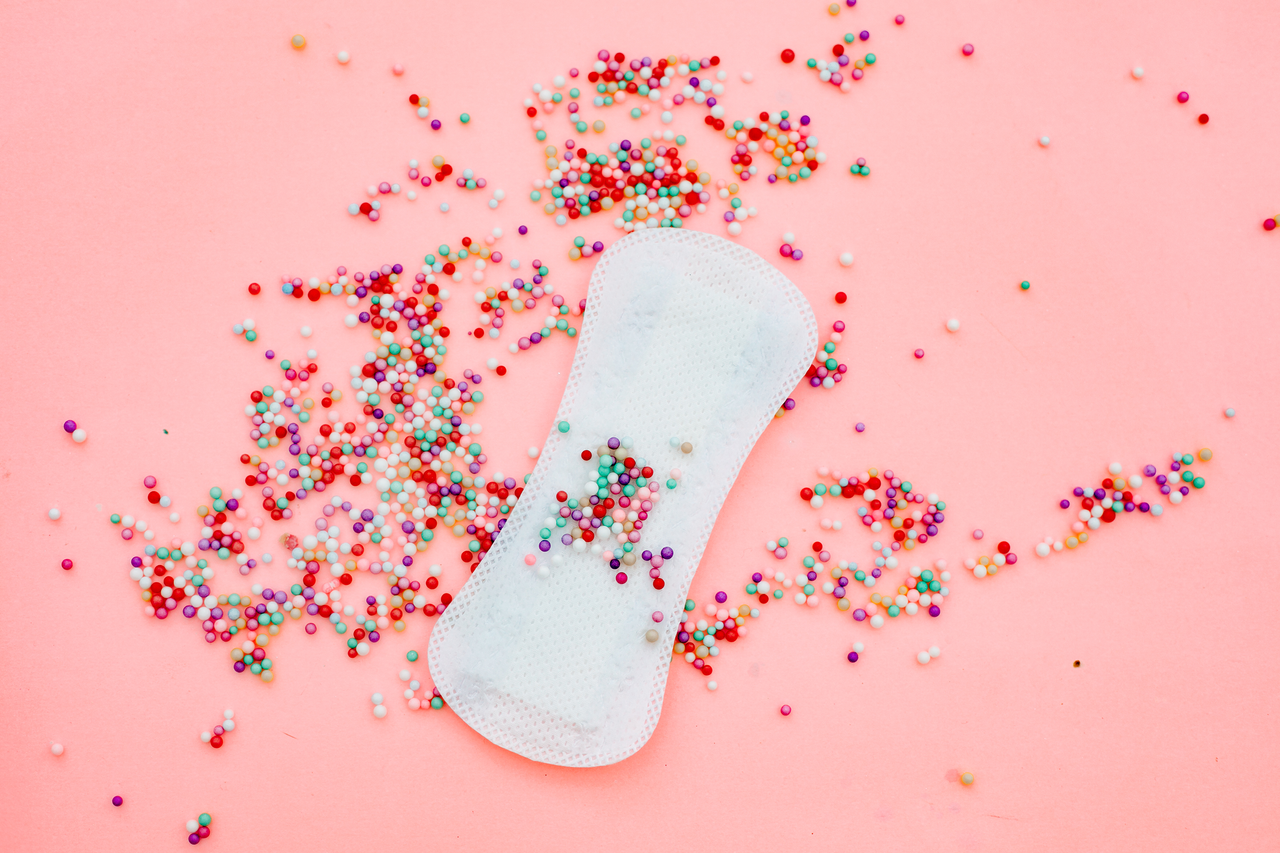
780,704,791,716
781,49,796,63
51,743,64,756
962,43,974,56
62,420,77,433
1132,66,1144,79
1177,91,1189,103
61,559,73,570
48,508,61,521
291,34,306,49
72,429,87,443
839,252,854,266
336,50,350,64
961,772,975,785
1039,136,1051,147
946,318,960,332
112,796,123,807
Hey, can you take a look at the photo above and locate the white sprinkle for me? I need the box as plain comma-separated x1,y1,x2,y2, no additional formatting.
1132,66,1144,79
337,51,350,64
839,252,854,267
946,318,960,332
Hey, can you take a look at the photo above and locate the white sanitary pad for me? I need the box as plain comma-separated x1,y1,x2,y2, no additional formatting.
428,228,817,766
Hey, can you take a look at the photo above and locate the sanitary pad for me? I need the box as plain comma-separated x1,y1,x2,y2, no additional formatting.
428,228,817,766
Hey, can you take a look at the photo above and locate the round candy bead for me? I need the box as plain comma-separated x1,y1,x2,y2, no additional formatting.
962,43,974,56
781,49,796,63
336,51,350,64
914,349,924,359
780,704,791,715
1198,114,1209,124
48,508,61,520
961,772,975,785
839,253,854,267
62,420,76,433
1225,407,1236,417
1177,91,1189,103
1039,136,1051,147
1132,66,1144,78
1020,280,1031,290
972,529,983,539
946,318,960,332
112,796,123,807
51,743,64,756
291,34,306,49
895,14,904,24
61,559,73,570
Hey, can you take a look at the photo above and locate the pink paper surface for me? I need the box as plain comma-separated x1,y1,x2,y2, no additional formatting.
2,0,1278,849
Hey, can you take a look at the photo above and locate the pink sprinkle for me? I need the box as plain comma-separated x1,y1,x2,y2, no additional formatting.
973,529,984,540
962,43,974,56
914,348,925,359
651,611,663,623
780,704,792,716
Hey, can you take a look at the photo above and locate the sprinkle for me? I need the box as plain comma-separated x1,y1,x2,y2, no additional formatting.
459,113,471,124
1132,66,1144,79
962,43,974,56
1020,280,1031,290
1225,407,1236,417
855,422,865,432
946,318,960,332
63,420,77,433
1198,113,1209,124
961,772,975,786
917,650,931,664
51,743,64,756
780,704,791,715
527,446,540,458
707,680,718,690
112,796,123,807
336,51,350,64
393,63,404,75
972,529,983,539
781,49,795,63
62,559,73,570
291,34,306,50
72,428,87,443
839,253,854,267
1177,91,1189,103
914,348,925,359
835,291,848,303
48,508,61,520
1039,136,1051,147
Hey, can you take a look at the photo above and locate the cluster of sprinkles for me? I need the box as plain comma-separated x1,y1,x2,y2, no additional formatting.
185,814,214,846
460,240,584,350
526,51,724,134
231,317,258,342
62,419,87,443
775,319,847,417
199,709,235,749
111,247,569,678
672,449,1215,685
534,435,683,581
800,33,877,90
348,156,507,221
400,652,447,710
1023,453,1212,561
530,135,713,231
713,111,825,185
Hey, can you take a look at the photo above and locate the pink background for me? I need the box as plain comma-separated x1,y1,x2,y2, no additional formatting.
2,0,1278,849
